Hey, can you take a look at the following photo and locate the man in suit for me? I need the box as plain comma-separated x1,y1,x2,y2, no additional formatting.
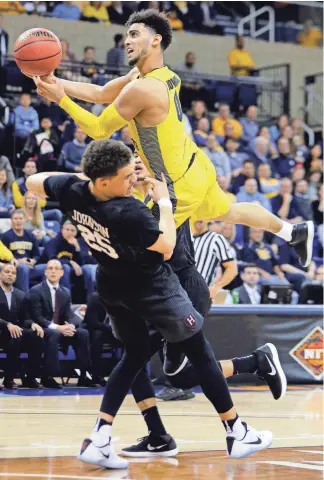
27,259,92,388
0,264,43,389
82,292,120,387
232,264,261,304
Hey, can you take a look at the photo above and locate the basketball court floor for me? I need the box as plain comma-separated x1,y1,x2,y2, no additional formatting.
0,384,322,479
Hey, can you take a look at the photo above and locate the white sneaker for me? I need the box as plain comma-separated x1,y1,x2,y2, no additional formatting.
78,437,129,469
226,422,273,459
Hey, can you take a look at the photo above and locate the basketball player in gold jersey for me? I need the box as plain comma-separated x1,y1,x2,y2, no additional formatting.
34,9,313,267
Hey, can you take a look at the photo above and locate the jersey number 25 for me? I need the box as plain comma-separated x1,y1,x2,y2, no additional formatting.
78,225,119,259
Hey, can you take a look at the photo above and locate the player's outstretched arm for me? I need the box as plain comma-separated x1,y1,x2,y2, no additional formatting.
26,172,88,198
34,76,149,140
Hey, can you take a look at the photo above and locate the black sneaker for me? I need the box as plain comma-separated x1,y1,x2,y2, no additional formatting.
177,389,196,401
288,221,314,267
163,342,189,376
156,386,185,401
254,343,287,400
121,433,178,458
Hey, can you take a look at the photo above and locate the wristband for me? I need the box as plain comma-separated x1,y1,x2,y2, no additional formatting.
158,198,172,209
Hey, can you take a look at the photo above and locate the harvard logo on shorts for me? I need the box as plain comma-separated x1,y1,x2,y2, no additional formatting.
184,314,197,329
289,326,323,380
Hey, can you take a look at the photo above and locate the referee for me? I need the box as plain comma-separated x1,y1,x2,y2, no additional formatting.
192,220,238,300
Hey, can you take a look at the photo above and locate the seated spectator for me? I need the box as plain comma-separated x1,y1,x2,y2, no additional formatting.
240,105,259,144
237,178,271,212
0,1,25,15
1,211,46,293
171,1,195,30
277,239,315,294
258,163,280,199
60,39,76,62
82,292,118,386
308,170,323,201
203,135,231,186
36,97,68,130
292,165,306,184
82,1,109,23
79,236,97,298
220,122,238,145
58,127,87,173
212,104,243,139
120,126,134,151
107,1,132,25
0,168,14,218
14,94,39,153
193,118,210,147
308,144,323,172
297,19,322,47
292,133,309,163
224,137,249,176
22,117,60,171
291,117,305,140
80,46,101,79
220,223,242,261
254,125,278,158
217,176,236,204
106,33,124,72
0,155,14,188
249,136,271,169
178,52,209,109
231,159,259,195
271,178,304,223
187,100,209,131
228,35,255,76
167,7,184,31
22,191,55,244
272,137,296,178
312,184,323,227
243,228,287,285
27,259,93,388
0,264,44,389
52,1,81,20
269,114,289,143
198,1,223,35
231,264,261,304
294,179,313,221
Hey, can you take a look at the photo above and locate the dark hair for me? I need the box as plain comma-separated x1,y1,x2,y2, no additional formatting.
82,140,133,182
84,46,95,53
243,159,254,165
114,33,123,45
242,263,258,272
126,9,172,51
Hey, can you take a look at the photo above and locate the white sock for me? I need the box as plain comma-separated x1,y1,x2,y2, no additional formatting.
91,421,112,448
276,222,293,242
225,417,246,440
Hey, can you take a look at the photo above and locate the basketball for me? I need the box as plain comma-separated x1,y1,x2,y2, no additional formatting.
14,28,62,76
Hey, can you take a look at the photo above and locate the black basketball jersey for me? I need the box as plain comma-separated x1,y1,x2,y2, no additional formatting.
44,175,163,278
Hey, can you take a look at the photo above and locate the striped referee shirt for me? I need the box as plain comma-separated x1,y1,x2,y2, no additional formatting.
192,231,234,286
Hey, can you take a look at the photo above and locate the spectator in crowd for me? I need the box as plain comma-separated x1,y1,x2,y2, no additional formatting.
52,1,81,20
292,133,308,162
0,14,9,66
315,265,324,282
0,264,44,389
231,159,258,195
193,118,210,147
0,2,25,15
220,223,242,263
27,259,93,388
22,191,54,244
0,155,14,187
231,264,261,304
271,177,304,223
277,239,315,293
14,94,39,151
170,1,195,30
199,1,223,35
217,176,236,204
60,39,76,62
308,144,323,172
82,1,109,23
82,292,117,386
119,126,134,151
292,165,306,184
312,184,323,227
179,52,209,108
255,125,278,158
272,137,296,178
212,103,243,139
108,1,132,25
240,105,259,144
291,117,305,140
294,179,313,221
22,117,60,171
1,210,46,293
250,136,271,169
78,237,97,298
297,19,322,47
308,170,322,201
58,127,87,172
258,163,280,199
166,7,184,32
0,168,14,218
228,35,255,76
80,46,101,78
203,135,231,186
43,221,83,290
106,33,124,72
237,178,271,212
269,114,289,143
224,137,249,176
187,100,209,131
243,228,287,285
36,97,68,129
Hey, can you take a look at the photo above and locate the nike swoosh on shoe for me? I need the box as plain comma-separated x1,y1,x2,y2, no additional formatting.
147,444,168,451
265,355,277,376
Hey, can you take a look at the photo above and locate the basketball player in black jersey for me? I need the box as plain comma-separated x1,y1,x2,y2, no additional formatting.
27,140,274,469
